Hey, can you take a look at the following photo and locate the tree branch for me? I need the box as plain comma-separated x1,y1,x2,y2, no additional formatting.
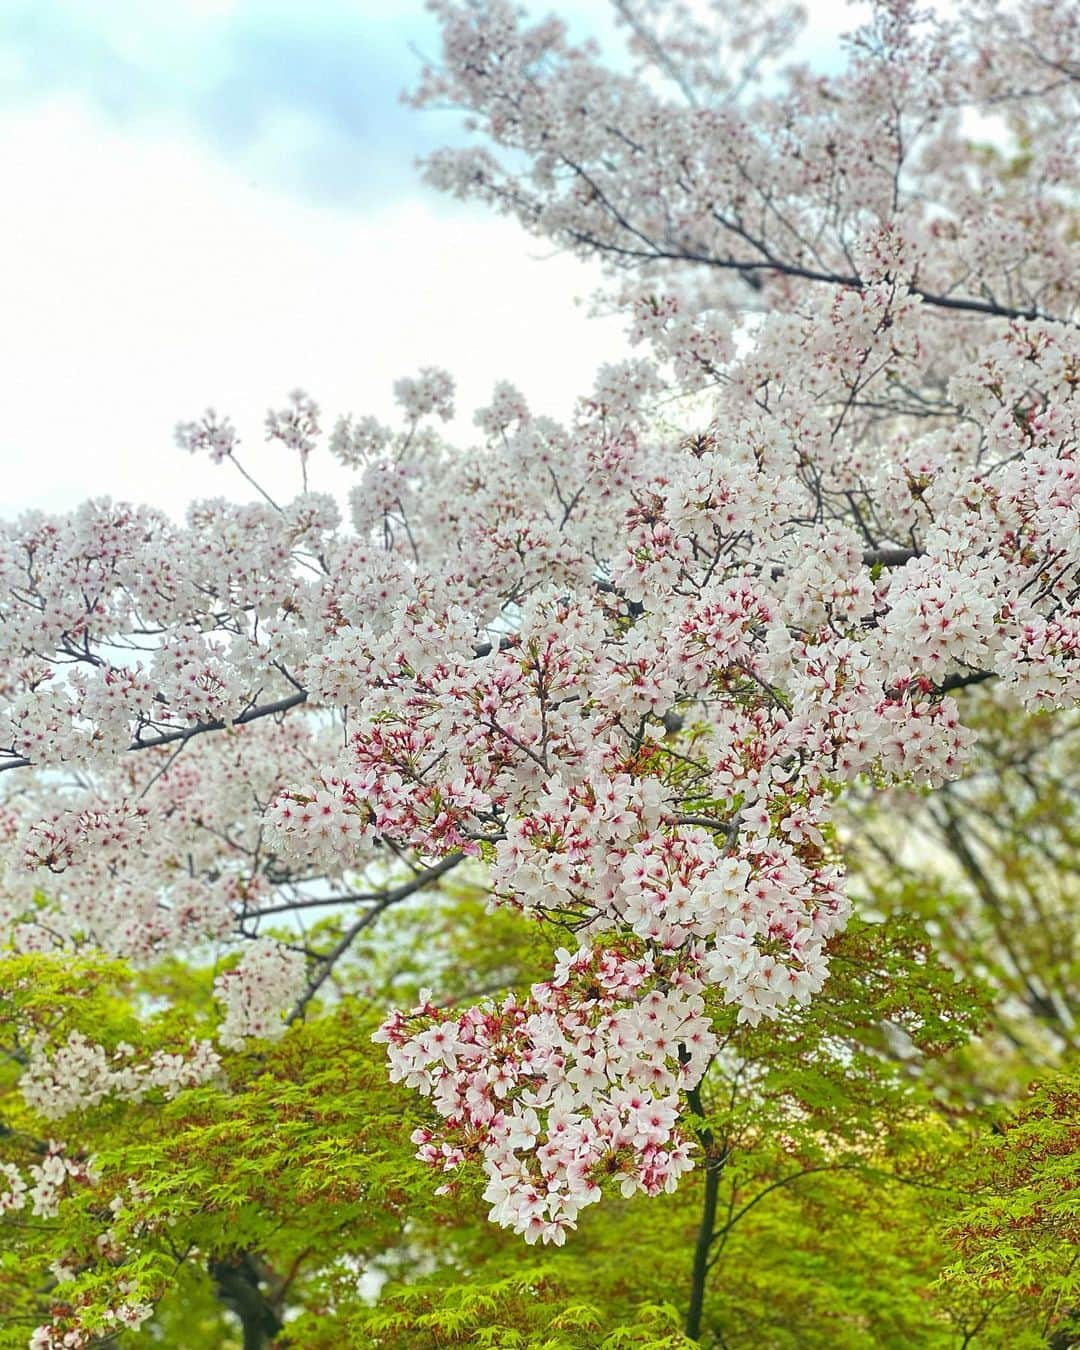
210,1254,282,1350
0,691,309,775
285,851,468,1024
684,1078,726,1343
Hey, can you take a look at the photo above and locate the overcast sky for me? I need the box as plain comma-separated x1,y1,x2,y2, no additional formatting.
0,0,865,520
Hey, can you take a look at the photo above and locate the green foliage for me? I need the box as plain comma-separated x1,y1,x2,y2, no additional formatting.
303,1262,692,1348
0,858,1067,1348
0,953,429,1347
943,1073,1080,1345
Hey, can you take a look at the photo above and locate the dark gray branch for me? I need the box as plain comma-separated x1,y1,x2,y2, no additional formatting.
0,691,309,775
285,851,468,1024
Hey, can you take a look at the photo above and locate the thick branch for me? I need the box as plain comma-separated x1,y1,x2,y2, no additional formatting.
684,1080,725,1343
568,198,1076,323
937,669,995,694
285,851,467,1023
210,1254,282,1350
624,233,1067,324
0,690,310,775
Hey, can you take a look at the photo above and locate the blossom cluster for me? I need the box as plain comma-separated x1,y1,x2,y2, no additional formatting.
20,1032,222,1120
377,945,712,1244
213,937,309,1049
0,1142,95,1222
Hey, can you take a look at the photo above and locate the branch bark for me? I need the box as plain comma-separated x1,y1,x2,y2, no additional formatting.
210,1254,282,1350
0,690,310,775
684,1079,726,1343
285,851,468,1024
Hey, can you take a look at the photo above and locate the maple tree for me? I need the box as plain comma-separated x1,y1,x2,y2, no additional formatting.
1,0,1078,1344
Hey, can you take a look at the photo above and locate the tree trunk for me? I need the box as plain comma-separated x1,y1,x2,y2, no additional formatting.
211,1254,283,1350
684,1080,725,1343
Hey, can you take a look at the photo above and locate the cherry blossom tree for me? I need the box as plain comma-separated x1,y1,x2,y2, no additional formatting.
1,0,1078,1342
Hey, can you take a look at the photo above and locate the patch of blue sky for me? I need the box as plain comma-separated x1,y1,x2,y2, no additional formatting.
0,0,635,207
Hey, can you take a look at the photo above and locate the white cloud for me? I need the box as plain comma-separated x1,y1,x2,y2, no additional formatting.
0,1,885,522
0,98,627,519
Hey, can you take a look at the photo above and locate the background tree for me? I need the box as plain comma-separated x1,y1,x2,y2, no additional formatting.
1,0,1078,1345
